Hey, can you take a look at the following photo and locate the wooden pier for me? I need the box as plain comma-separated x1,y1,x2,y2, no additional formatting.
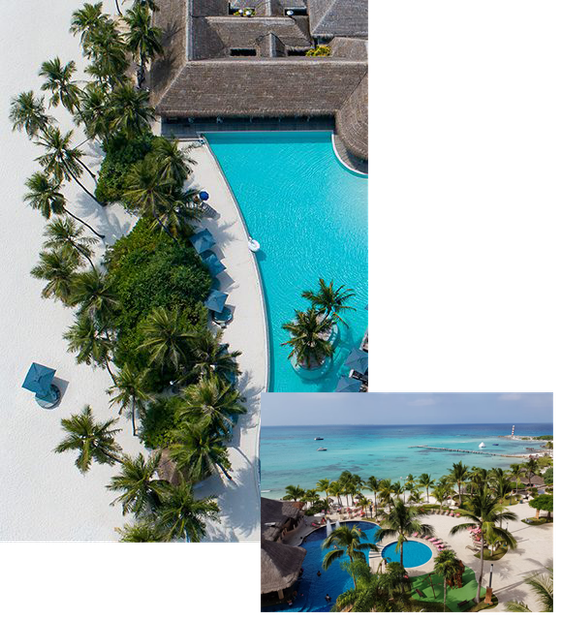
408,445,532,458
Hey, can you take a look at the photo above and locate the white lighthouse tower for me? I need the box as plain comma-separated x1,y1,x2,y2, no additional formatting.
511,425,515,439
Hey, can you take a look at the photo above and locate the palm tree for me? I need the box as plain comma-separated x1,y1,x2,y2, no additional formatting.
124,3,163,88
378,479,393,511
64,313,116,381
433,549,460,612
30,249,78,304
282,307,334,369
282,485,305,502
69,268,118,323
78,83,111,142
328,480,344,506
321,525,377,589
9,91,53,138
316,478,331,500
70,2,109,51
450,489,518,604
177,376,246,437
432,482,451,511
39,57,83,116
108,85,155,139
302,278,356,325
108,364,150,436
524,458,540,486
169,421,233,482
509,463,526,491
84,20,129,87
448,461,469,504
107,452,168,515
117,519,168,542
138,306,190,370
186,329,241,382
123,157,176,237
332,560,407,612
418,473,435,504
35,127,106,216
376,499,435,568
43,217,98,269
505,568,553,612
54,405,122,473
492,474,514,520
363,476,381,518
23,172,103,238
156,481,220,542
152,137,194,186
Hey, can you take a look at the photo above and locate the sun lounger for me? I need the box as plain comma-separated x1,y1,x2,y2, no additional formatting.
212,305,233,326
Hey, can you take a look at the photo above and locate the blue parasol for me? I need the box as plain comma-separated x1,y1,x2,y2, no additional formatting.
189,228,215,254
201,251,226,276
204,289,228,313
344,348,369,374
335,376,362,392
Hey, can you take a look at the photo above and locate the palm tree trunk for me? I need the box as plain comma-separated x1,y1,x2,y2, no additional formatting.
152,207,178,243
62,207,104,239
71,240,96,269
476,534,485,604
219,464,233,481
115,0,122,16
444,580,447,612
100,447,123,465
131,398,137,436
77,157,97,181
67,168,103,207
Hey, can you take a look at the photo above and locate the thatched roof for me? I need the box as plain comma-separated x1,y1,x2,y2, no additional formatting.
151,1,368,160
157,448,183,486
308,0,368,39
156,59,366,117
335,72,368,160
510,474,545,486
261,539,306,594
261,497,302,527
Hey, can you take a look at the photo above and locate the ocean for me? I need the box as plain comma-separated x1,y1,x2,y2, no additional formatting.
259,423,553,498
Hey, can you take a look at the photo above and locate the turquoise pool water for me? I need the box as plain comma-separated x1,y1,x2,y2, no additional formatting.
265,521,380,613
382,540,433,568
206,132,368,392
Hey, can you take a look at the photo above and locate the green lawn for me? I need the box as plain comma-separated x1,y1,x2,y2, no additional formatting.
411,568,487,612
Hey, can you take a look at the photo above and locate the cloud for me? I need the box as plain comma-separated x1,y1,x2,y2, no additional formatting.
407,397,438,407
498,393,522,401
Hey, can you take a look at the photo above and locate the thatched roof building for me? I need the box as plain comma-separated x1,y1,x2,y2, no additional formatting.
261,539,306,595
261,497,302,541
151,0,368,166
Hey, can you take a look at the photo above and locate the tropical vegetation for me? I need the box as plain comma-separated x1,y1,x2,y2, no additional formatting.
12,1,244,542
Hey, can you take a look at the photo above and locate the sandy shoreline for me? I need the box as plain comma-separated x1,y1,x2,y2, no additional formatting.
0,0,265,541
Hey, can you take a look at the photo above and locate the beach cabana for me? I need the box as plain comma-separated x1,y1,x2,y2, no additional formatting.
201,251,226,276
345,348,368,374
336,376,362,392
189,228,216,254
22,363,61,408
204,289,228,313
261,539,307,601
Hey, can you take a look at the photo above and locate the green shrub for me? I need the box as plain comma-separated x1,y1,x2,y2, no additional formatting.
139,396,183,449
105,218,211,390
544,467,553,484
306,45,331,57
95,132,155,205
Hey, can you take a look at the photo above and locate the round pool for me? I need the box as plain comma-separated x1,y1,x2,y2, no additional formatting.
381,540,433,568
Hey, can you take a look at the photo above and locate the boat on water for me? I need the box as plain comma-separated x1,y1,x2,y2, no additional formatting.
492,443,499,446
479,442,486,448
314,437,324,441
317,447,327,452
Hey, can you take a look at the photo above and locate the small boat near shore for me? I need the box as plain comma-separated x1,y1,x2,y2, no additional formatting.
317,447,327,452
314,437,324,441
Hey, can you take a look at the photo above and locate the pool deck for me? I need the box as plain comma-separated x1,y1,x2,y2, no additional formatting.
277,501,552,611
186,140,268,542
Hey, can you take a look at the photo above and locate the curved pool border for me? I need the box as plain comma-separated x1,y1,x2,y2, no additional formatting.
202,135,271,393
331,133,369,178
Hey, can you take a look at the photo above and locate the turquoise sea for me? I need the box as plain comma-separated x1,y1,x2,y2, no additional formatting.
260,423,553,497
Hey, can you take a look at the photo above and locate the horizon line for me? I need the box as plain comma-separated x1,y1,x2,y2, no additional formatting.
262,422,553,427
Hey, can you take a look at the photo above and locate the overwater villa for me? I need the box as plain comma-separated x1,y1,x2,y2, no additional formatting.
151,0,368,172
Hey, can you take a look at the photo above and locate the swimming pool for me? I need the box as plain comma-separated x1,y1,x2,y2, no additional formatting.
206,132,368,392
381,540,433,568
265,521,379,613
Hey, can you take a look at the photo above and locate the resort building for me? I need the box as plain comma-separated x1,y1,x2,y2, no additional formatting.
151,0,368,172
261,498,306,604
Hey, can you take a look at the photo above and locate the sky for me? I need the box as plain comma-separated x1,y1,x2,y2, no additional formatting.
260,393,553,426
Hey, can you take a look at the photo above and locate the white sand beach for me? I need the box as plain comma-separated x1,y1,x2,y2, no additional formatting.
0,1,265,541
